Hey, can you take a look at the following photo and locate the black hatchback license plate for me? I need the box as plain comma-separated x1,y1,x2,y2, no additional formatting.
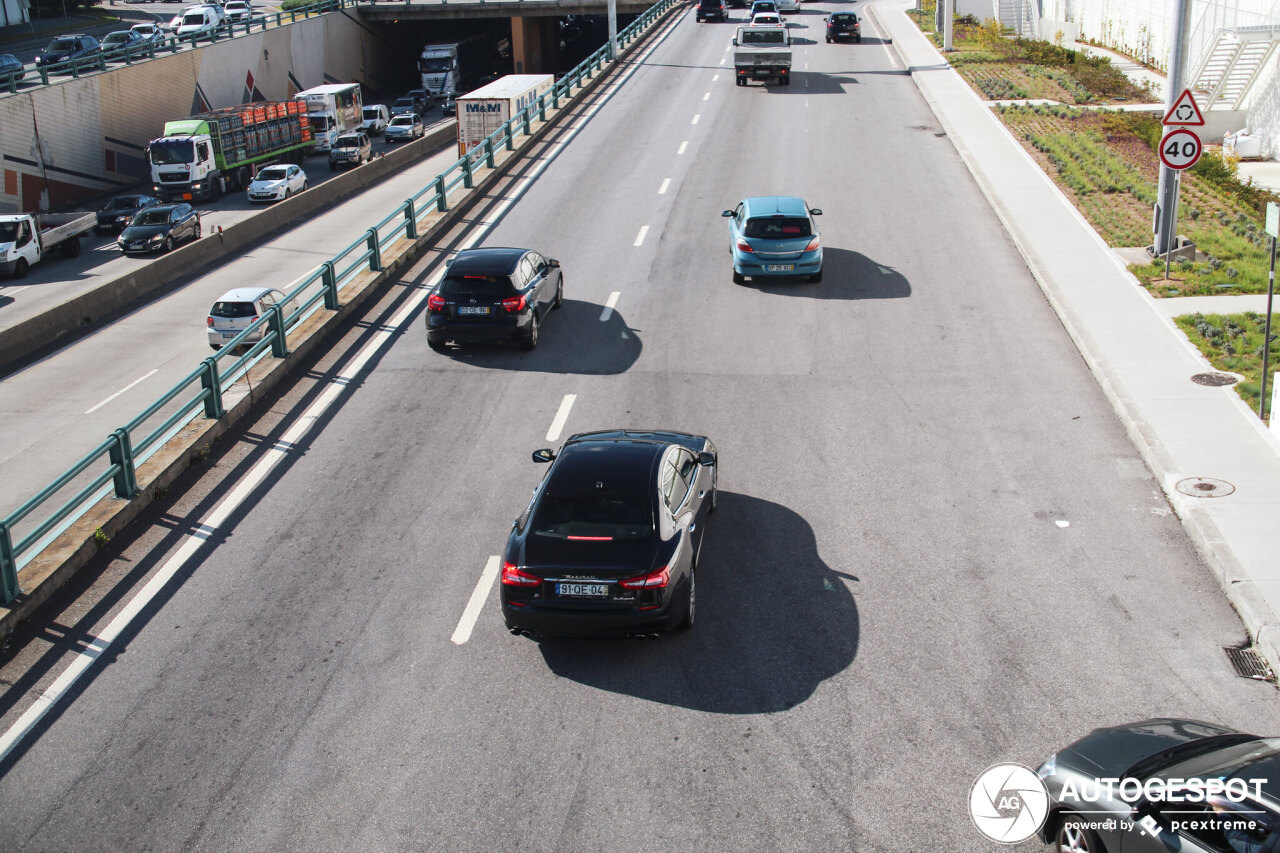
457,306,490,316
556,583,609,598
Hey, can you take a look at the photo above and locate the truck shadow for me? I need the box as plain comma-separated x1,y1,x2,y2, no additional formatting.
426,298,642,375
740,248,911,299
536,492,860,714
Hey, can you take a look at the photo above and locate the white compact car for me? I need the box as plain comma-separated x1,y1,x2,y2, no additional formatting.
207,287,297,350
246,163,307,203
776,0,799,11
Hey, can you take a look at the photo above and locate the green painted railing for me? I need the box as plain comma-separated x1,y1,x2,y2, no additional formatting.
0,0,681,604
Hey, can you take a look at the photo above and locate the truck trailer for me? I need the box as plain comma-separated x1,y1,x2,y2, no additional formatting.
456,74,555,158
149,99,313,202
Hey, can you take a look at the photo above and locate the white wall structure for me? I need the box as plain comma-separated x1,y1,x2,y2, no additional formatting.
0,0,29,29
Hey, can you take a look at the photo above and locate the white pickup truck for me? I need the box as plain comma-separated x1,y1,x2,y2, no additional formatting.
0,211,97,279
732,25,793,86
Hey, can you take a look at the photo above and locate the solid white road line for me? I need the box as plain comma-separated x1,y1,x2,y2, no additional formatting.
546,394,577,442
678,141,688,155
600,291,620,321
634,225,649,246
451,555,501,645
85,369,160,415
658,178,671,195
3,286,28,296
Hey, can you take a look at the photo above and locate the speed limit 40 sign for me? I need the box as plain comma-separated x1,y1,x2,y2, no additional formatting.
1160,128,1202,170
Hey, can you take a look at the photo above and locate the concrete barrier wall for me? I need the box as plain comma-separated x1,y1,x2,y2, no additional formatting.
0,14,397,213
0,125,457,372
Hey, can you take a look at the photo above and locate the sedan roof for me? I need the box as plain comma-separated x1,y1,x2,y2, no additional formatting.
549,439,665,496
448,247,527,276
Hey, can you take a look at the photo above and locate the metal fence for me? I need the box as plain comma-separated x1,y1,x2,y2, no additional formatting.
0,0,681,603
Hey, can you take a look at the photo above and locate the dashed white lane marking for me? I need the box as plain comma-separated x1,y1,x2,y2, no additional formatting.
547,394,576,441
691,114,700,125
712,74,719,82
719,57,726,65
678,140,688,155
600,291,620,321
1056,520,1070,528
703,92,711,100
634,225,649,246
85,369,160,415
451,555,501,645
659,178,671,194
3,285,28,296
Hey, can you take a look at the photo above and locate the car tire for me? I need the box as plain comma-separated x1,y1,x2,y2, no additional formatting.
163,236,173,253
13,258,29,279
302,181,309,192
211,178,222,201
1056,816,1102,853
733,270,745,284
428,339,446,352
194,222,201,239
708,483,718,513
210,343,221,350
856,36,862,43
810,269,823,282
284,188,291,199
329,163,336,172
826,36,832,42
521,313,539,350
676,569,696,631
553,278,563,309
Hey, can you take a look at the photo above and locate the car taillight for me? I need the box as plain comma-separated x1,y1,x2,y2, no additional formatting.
805,236,821,252
501,294,527,313
620,565,670,589
736,240,755,253
206,317,214,327
501,561,541,586
427,294,445,312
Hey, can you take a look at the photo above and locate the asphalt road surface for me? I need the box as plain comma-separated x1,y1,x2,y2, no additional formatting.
1,4,1277,851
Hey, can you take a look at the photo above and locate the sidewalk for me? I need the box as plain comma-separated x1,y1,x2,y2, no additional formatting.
867,0,1280,676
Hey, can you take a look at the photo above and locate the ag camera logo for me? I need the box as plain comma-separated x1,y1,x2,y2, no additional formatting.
969,762,1051,844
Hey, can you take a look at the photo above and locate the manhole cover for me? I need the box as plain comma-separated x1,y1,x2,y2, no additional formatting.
1175,477,1235,498
1224,645,1275,681
1191,372,1239,386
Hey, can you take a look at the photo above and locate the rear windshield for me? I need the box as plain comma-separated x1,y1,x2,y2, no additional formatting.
211,301,256,318
744,216,811,238
831,13,857,21
740,29,786,44
440,275,516,299
530,489,653,541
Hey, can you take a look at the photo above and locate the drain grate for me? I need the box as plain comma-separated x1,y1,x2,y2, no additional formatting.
1192,372,1239,386
1224,645,1275,681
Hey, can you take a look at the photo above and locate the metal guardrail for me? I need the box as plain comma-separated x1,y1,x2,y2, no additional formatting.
0,0,680,604
0,0,356,95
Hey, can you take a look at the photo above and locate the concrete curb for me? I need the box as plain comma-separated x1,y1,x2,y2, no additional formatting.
868,0,1280,681
0,2,682,638
0,126,456,374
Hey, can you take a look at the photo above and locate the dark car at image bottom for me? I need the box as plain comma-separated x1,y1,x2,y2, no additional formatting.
425,246,563,351
501,430,718,638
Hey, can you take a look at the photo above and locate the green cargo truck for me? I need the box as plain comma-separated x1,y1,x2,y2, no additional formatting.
148,99,314,202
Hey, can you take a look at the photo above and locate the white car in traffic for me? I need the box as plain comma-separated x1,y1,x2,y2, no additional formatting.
246,163,307,203
207,287,297,350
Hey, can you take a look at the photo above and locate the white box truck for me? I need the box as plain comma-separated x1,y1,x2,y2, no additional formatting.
294,83,364,152
456,74,555,158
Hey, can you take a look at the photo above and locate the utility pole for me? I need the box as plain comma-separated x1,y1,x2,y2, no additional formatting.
943,0,954,51
608,0,618,59
1154,0,1194,255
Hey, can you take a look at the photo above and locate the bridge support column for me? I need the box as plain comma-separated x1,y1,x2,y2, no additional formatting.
510,15,552,73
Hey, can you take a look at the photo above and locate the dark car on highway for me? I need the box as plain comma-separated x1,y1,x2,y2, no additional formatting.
696,0,728,22
100,30,147,61
825,12,862,43
117,202,200,254
501,430,718,638
0,54,25,82
96,193,162,232
1036,718,1280,853
34,34,101,70
425,247,562,351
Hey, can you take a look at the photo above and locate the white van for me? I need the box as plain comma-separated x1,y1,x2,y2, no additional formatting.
175,6,222,38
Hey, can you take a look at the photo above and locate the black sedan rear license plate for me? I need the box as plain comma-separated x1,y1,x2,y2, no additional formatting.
556,583,608,598
457,306,491,316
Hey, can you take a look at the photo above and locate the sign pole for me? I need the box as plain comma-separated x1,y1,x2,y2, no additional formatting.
1165,171,1181,279
1262,234,1276,420
1154,0,1194,256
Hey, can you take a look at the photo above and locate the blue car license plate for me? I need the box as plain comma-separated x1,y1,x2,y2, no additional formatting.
765,264,794,272
556,583,608,598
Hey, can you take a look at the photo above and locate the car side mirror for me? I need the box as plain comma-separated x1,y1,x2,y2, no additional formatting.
810,208,823,216
721,210,734,217
532,448,555,463
547,258,560,268
697,451,715,466
731,38,738,45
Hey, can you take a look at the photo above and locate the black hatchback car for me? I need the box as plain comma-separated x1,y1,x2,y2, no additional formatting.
117,203,200,254
96,193,161,232
425,247,563,350
501,430,718,638
825,12,862,43
0,53,25,82
696,0,727,22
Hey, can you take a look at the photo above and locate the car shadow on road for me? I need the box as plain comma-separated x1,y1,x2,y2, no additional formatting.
537,492,859,714
743,248,911,299
428,298,642,375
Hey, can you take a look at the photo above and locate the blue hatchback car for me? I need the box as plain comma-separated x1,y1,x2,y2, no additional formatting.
722,196,823,283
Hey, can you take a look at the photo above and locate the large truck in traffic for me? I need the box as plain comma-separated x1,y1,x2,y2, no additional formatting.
419,33,492,101
731,25,792,86
149,99,313,202
294,83,364,152
0,211,96,279
456,74,555,157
